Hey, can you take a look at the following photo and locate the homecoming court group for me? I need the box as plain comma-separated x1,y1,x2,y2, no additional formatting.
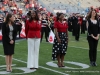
1,9,100,72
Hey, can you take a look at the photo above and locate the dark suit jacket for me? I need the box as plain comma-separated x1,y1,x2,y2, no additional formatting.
2,22,17,44
87,19,100,37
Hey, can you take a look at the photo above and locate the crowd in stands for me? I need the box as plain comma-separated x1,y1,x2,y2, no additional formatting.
0,0,21,15
0,0,100,38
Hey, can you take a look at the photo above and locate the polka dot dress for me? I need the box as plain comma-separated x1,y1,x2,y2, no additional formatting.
52,32,68,60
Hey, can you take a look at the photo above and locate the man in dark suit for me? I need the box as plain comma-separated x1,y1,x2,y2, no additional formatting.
68,15,72,32
71,13,78,36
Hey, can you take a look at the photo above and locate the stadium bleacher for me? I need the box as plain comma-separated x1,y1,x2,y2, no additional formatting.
38,0,100,14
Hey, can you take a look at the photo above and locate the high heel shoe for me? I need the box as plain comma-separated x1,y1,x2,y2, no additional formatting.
57,64,61,67
9,69,12,72
61,64,65,67
6,70,10,72
6,67,10,72
6,69,11,72
9,66,12,72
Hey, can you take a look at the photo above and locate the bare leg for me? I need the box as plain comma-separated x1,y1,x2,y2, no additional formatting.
57,54,61,67
61,54,65,67
5,55,10,71
9,55,13,71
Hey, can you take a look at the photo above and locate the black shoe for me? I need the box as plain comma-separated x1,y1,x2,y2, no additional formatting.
93,62,97,66
76,39,79,41
34,68,38,70
90,62,94,66
46,40,49,42
30,68,34,70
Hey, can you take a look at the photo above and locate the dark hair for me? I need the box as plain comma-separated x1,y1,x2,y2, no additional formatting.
50,13,53,17
29,10,39,22
27,11,31,17
56,12,59,16
42,13,46,16
5,13,13,25
87,9,98,20
56,13,63,21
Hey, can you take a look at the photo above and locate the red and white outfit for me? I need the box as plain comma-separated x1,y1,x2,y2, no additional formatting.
25,20,41,68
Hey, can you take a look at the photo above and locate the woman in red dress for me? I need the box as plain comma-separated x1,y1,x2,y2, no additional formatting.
52,13,68,67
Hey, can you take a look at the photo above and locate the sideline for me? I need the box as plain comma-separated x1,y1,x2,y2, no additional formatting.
0,55,68,75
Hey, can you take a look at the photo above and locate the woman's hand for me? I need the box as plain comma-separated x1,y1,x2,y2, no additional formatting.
91,34,96,39
10,40,14,44
92,35,99,40
94,36,99,40
57,38,61,44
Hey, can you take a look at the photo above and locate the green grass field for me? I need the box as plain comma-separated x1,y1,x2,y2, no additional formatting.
0,32,100,75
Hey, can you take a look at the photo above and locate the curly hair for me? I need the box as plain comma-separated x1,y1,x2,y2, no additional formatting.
29,10,39,22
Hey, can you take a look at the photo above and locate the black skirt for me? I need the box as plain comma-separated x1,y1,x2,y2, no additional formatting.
2,40,15,55
52,32,68,60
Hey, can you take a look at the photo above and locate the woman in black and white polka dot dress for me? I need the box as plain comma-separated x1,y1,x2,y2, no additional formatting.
52,13,68,67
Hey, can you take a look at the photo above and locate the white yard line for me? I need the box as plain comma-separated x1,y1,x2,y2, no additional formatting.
0,55,68,75
68,46,100,51
69,46,88,50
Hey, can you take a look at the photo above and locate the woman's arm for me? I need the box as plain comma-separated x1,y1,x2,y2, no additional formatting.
2,23,11,43
54,21,61,43
54,28,61,43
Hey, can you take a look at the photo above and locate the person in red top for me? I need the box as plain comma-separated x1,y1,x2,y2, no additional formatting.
25,10,41,70
52,13,68,67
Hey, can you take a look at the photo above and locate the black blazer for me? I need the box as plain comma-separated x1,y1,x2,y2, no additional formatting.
87,19,100,37
2,22,17,43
